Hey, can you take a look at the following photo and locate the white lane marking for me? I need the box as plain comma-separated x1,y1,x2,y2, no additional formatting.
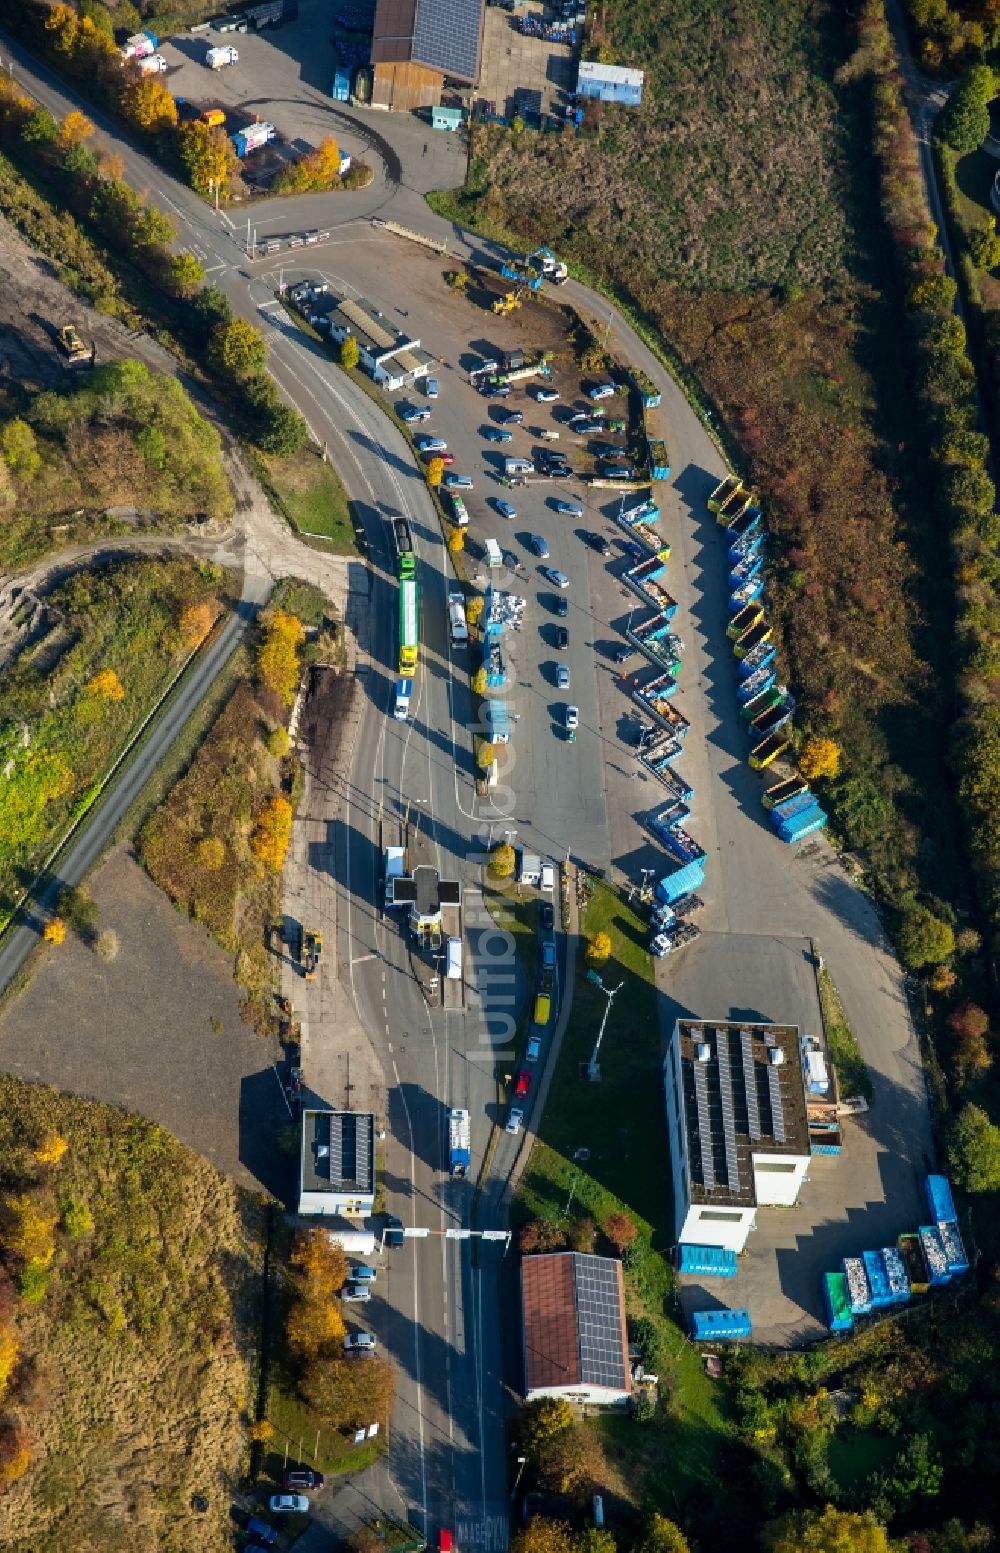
392,1060,429,1530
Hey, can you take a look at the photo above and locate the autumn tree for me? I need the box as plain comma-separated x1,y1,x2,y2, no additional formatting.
426,456,445,488
476,738,495,769
340,335,360,369
0,1188,57,1264
169,252,206,298
510,1518,575,1553
488,841,516,879
290,1229,348,1296
0,1327,19,1402
518,1219,566,1255
43,918,66,945
586,930,612,966
209,317,268,381
179,601,216,649
948,1000,992,1083
764,1506,891,1553
302,1352,395,1429
467,595,484,625
1,419,41,478
34,1132,68,1167
285,1294,345,1362
799,735,842,781
269,727,290,759
636,1516,691,1553
55,108,94,152
519,1396,573,1457
448,527,465,553
0,1422,30,1486
120,73,178,133
257,608,305,704
196,836,225,871
177,120,239,197
58,886,98,936
899,904,955,971
251,796,293,873
87,667,125,701
603,1210,638,1253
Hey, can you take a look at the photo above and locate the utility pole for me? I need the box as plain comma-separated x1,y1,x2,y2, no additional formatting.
586,977,624,1082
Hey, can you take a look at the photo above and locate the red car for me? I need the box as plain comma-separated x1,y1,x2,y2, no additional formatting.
422,449,455,466
514,1069,532,1099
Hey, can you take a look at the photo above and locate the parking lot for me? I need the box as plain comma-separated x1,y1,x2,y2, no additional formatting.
477,3,580,123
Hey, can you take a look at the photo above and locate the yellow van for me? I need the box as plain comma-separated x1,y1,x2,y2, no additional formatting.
534,993,551,1027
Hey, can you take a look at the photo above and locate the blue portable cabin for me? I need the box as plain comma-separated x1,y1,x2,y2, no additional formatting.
918,1225,952,1286
863,1250,892,1309
332,63,352,100
678,1244,738,1278
691,1308,752,1341
657,858,706,904
938,1220,969,1276
880,1246,910,1304
776,803,826,844
823,1272,854,1332
771,789,816,825
842,1255,872,1315
925,1174,957,1225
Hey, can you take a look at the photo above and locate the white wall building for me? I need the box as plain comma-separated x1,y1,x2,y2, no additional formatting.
299,1108,376,1218
521,1251,632,1406
324,296,435,392
664,1021,812,1255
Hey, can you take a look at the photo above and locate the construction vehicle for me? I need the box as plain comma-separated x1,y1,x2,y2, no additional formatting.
301,929,322,980
57,325,91,367
527,245,568,283
492,288,523,317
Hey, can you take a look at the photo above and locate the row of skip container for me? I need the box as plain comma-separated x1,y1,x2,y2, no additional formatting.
685,1234,752,1341
709,476,829,842
611,495,708,923
823,1174,970,1333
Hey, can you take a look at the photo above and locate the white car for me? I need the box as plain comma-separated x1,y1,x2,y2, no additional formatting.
506,1107,524,1135
415,435,447,453
589,383,617,401
556,665,571,690
566,705,579,730
344,1331,377,1353
444,473,474,489
541,567,570,590
342,1282,372,1302
535,387,560,402
270,1494,309,1513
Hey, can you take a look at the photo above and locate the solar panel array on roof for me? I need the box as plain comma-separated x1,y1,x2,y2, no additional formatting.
741,1029,761,1140
715,1029,740,1191
692,1059,716,1190
767,1064,786,1144
573,1255,627,1390
412,0,482,81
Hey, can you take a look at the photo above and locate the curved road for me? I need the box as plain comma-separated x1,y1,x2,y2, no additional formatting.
0,20,935,1537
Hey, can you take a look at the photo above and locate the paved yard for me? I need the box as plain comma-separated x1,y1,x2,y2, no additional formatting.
0,848,290,1199
478,4,578,122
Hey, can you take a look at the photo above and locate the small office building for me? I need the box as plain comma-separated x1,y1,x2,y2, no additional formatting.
576,60,644,107
521,1251,631,1406
325,295,436,392
665,1021,812,1255
299,1108,376,1217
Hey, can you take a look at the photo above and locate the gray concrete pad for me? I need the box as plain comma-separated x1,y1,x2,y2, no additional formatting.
656,930,824,1035
478,6,578,122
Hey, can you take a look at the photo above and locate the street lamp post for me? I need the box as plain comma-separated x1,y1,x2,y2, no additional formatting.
586,977,624,1082
510,1454,527,1502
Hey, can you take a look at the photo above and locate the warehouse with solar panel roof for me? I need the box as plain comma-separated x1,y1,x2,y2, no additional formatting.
370,0,485,110
520,1251,632,1406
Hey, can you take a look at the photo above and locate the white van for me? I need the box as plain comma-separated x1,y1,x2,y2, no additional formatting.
504,457,535,476
540,862,555,893
445,937,463,980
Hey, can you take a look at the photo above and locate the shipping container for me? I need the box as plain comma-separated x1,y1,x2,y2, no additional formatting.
863,1249,892,1308
925,1174,957,1226
823,1271,854,1332
738,639,776,677
880,1246,910,1304
678,1244,737,1278
918,1225,952,1286
691,1308,752,1341
938,1219,969,1276
742,685,784,722
897,1233,930,1294
657,858,706,904
750,701,793,739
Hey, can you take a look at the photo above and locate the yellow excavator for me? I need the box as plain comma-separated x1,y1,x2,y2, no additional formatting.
492,287,524,317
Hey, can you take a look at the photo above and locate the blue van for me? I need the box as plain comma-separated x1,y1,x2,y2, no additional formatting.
246,1518,278,1547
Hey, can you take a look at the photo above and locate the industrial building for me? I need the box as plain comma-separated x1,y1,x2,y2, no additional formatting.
576,60,644,107
521,1251,631,1406
370,0,485,111
299,1108,376,1217
287,283,437,392
665,1021,816,1255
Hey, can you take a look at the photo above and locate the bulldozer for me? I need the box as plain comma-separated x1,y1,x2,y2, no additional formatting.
57,324,91,367
492,287,523,317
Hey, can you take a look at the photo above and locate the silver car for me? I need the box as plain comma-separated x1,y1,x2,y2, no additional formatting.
506,1107,524,1135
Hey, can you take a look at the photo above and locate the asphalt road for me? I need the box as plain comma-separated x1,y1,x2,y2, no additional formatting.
0,18,937,1537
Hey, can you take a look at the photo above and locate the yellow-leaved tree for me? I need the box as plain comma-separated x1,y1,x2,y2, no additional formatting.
0,1421,30,1486
798,735,842,781
56,109,94,151
43,917,66,945
289,1228,348,1295
286,1294,345,1362
34,1131,68,1167
1,1189,57,1264
251,796,293,873
87,667,125,701
179,601,216,649
0,1328,19,1402
586,930,612,967
177,120,239,197
120,75,178,134
257,608,305,705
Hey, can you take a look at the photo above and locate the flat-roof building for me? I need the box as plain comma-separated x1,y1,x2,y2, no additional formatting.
665,1021,811,1255
325,296,436,392
371,0,485,111
576,60,644,107
299,1108,376,1217
521,1251,631,1406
